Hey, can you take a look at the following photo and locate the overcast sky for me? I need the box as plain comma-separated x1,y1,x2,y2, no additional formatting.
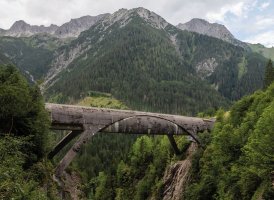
0,0,273,47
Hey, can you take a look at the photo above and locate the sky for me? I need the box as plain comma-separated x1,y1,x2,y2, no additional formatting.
0,0,273,47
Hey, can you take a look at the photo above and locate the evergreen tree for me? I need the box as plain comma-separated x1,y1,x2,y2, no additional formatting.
0,64,56,199
264,59,274,88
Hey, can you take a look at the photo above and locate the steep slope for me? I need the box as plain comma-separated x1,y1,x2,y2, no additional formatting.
174,30,266,100
54,14,109,38
184,83,274,200
0,52,12,65
44,8,267,113
0,34,69,80
2,20,58,37
1,14,109,38
44,8,229,115
249,43,274,60
177,18,248,49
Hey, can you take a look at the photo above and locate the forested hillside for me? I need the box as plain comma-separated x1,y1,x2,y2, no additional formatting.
0,34,69,80
0,64,58,199
184,83,274,199
0,52,12,64
46,16,230,115
44,8,267,116
83,82,274,200
249,43,274,61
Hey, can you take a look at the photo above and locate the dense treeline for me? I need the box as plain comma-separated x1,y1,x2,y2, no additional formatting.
184,83,274,199
85,135,190,199
264,59,274,88
175,30,267,100
0,35,67,80
0,64,57,199
0,51,12,65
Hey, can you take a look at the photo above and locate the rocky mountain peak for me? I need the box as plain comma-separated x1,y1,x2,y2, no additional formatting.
177,18,235,41
10,20,30,31
1,14,109,38
54,14,109,38
177,18,248,49
100,7,168,30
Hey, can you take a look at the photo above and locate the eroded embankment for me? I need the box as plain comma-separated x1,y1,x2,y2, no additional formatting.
162,142,198,200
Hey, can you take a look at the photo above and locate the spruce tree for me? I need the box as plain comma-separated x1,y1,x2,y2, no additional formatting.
264,59,274,88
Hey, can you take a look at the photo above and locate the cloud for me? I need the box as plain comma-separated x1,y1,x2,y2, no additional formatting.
259,1,270,10
255,16,274,30
244,31,274,47
0,0,252,28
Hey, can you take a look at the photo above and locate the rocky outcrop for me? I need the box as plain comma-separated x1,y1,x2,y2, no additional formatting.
195,57,218,78
100,7,168,31
57,171,84,200
3,20,58,37
54,14,109,38
177,18,248,49
162,142,198,200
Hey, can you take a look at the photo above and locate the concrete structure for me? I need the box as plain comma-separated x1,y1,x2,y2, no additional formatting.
46,103,215,177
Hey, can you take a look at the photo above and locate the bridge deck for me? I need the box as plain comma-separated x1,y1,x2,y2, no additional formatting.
45,103,215,177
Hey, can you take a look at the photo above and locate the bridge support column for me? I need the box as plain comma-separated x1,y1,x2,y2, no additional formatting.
167,135,180,155
48,130,82,159
55,125,102,178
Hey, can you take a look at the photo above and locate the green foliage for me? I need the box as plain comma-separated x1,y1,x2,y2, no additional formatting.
0,65,50,162
94,172,113,200
264,59,274,88
249,43,274,61
0,51,12,65
0,35,66,80
87,135,190,200
77,96,128,109
184,83,274,200
0,64,57,199
244,100,274,177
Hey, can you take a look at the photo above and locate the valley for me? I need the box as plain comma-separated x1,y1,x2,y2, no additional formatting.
0,6,273,200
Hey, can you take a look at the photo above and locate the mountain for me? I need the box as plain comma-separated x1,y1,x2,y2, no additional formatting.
248,43,274,60
0,7,268,114
42,7,267,115
1,14,109,38
177,18,248,49
44,7,231,115
0,51,12,65
0,34,70,80
54,14,109,38
2,20,58,37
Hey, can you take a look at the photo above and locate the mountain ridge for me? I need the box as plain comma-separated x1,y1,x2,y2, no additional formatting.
1,14,109,38
0,7,268,113
177,18,248,49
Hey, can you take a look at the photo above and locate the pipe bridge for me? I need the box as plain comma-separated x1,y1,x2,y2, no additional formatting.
46,103,215,177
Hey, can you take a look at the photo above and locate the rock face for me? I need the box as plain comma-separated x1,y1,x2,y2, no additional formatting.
195,57,218,78
100,7,168,30
177,18,248,49
1,14,109,38
54,14,109,38
3,20,58,37
162,142,198,200
59,171,85,200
